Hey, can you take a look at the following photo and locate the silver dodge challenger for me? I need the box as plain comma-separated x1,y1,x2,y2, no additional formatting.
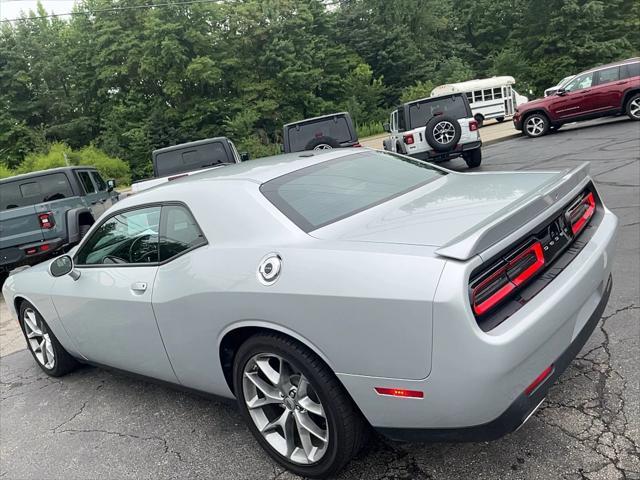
2,149,617,478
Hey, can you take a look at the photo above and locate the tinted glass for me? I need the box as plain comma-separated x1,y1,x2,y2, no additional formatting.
596,67,619,85
160,205,206,261
621,62,640,79
397,108,406,130
76,206,161,265
91,171,107,191
565,73,593,91
408,95,468,128
0,173,74,209
261,151,446,232
155,141,230,177
287,116,353,152
78,171,96,193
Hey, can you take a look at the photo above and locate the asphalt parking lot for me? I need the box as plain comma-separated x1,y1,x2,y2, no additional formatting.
1,117,639,480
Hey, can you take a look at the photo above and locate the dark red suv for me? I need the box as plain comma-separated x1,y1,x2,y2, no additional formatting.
514,58,640,137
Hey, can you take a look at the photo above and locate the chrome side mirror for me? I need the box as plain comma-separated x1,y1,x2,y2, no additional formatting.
49,255,81,280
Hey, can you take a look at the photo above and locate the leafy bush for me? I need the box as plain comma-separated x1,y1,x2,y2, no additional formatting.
356,120,385,138
2,143,131,186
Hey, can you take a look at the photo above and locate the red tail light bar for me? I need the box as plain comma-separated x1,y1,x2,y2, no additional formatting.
567,192,596,235
471,241,546,316
469,120,479,131
470,188,597,318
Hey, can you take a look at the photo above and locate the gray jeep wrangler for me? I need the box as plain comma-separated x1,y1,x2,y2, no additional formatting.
0,166,118,273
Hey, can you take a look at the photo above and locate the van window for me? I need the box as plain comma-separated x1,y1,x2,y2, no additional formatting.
483,89,493,100
0,173,74,210
493,88,503,99
466,92,474,104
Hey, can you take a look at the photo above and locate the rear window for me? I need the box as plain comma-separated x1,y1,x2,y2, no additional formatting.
154,141,230,177
408,95,469,129
0,173,74,210
260,151,446,232
286,116,354,152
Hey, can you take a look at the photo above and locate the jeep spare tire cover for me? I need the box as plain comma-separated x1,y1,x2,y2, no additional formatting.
425,115,462,152
305,136,341,151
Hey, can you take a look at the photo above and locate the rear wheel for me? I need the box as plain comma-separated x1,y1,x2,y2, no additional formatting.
626,93,640,120
19,301,79,377
233,333,368,478
496,116,505,123
463,148,482,168
474,114,484,128
523,113,550,138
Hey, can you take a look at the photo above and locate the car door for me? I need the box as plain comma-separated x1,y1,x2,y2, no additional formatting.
76,170,108,218
390,110,400,151
547,72,595,119
50,205,179,383
90,171,116,212
591,66,623,112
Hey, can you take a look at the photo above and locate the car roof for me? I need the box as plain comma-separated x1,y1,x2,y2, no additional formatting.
582,57,640,74
152,137,230,155
0,166,95,184
283,112,351,129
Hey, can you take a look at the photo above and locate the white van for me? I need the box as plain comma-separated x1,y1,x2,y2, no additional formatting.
431,76,528,127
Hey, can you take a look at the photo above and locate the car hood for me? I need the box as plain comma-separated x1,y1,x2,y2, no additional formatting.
518,96,550,110
311,171,561,249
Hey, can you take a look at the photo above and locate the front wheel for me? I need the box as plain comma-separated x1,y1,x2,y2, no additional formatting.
19,301,79,377
463,148,482,168
523,113,550,138
233,333,368,478
626,93,640,120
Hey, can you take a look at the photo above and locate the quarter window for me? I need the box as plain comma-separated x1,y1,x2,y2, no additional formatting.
159,205,206,261
78,171,96,194
75,206,161,265
621,62,640,79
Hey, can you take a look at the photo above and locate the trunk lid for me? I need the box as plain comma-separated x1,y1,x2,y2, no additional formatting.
311,165,589,260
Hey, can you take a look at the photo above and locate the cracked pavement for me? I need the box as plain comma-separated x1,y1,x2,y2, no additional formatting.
1,117,639,479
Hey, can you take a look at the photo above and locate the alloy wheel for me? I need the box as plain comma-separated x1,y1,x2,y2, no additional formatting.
433,121,456,144
23,308,55,369
242,353,329,465
525,116,545,136
313,144,333,151
630,98,640,119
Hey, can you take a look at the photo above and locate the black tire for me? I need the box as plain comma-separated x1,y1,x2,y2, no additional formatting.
523,112,550,138
424,115,462,152
396,142,406,154
474,114,485,128
625,93,640,120
18,300,79,377
382,138,391,151
233,333,368,479
463,148,482,168
495,116,505,123
304,136,341,151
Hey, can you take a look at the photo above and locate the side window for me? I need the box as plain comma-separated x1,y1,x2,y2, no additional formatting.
75,206,161,265
91,171,107,191
565,73,593,92
621,62,640,79
78,171,96,194
596,67,619,85
483,89,493,100
397,108,406,131
493,87,503,99
159,205,206,261
466,92,474,104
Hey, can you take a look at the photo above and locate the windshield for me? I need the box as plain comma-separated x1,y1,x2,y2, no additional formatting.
408,95,468,129
260,151,446,232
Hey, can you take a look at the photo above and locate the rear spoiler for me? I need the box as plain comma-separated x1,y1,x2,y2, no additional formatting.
435,163,591,261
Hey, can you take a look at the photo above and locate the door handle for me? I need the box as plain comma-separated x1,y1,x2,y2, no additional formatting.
130,282,148,293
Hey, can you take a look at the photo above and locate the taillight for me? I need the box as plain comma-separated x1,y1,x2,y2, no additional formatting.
469,120,478,131
38,212,54,229
403,134,415,145
567,192,596,235
374,387,424,399
471,241,545,316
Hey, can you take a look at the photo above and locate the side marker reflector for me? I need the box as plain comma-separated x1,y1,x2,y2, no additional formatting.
374,387,424,399
525,365,554,396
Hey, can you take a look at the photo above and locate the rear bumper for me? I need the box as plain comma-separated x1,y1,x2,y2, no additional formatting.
0,237,65,272
376,274,612,442
410,140,482,162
